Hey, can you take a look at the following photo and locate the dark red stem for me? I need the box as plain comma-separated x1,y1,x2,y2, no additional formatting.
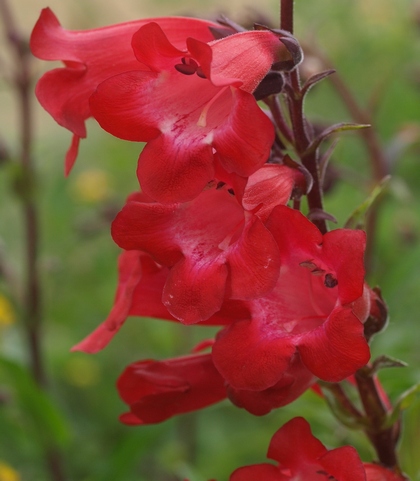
0,1,66,480
355,367,401,472
280,0,327,233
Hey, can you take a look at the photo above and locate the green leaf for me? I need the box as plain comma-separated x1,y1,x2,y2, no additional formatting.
305,122,370,156
344,175,391,229
301,69,336,98
369,355,408,375
0,356,70,448
383,383,420,429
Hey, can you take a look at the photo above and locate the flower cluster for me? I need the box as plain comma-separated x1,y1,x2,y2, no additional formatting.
31,7,403,480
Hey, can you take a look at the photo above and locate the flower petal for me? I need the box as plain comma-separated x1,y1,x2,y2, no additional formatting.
212,319,296,390
163,256,228,324
227,215,280,299
230,464,286,481
297,307,370,382
213,88,275,177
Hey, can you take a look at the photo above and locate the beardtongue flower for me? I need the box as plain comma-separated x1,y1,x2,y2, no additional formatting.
111,188,281,324
30,9,218,174
229,417,367,481
89,22,299,202
110,165,304,325
72,250,250,354
212,205,371,392
117,353,315,425
117,354,227,425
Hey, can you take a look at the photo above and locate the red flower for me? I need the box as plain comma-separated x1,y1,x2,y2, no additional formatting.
72,250,250,353
30,8,217,174
111,187,281,324
117,353,315,424
117,354,227,425
363,464,408,481
212,205,370,392
89,23,297,202
230,417,367,481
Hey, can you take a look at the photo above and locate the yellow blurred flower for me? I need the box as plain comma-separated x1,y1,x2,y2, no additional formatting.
0,461,20,481
0,295,15,327
71,169,112,203
63,356,101,388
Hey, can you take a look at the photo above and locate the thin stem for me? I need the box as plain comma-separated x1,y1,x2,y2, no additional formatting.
280,0,294,33
0,1,66,480
303,43,389,271
264,95,294,145
355,367,401,471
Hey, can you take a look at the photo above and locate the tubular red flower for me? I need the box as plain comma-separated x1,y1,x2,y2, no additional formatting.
117,353,315,424
89,23,294,202
30,9,217,174
212,205,370,391
72,250,250,354
230,417,367,481
117,354,227,425
111,187,283,324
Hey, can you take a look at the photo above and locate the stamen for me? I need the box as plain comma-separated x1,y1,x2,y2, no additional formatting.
174,63,197,75
324,273,338,288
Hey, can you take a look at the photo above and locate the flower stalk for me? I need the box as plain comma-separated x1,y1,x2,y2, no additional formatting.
0,1,66,479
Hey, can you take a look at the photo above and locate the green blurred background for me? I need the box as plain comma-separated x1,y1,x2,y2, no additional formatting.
0,0,420,480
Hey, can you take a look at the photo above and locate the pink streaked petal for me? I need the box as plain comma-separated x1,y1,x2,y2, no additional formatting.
227,215,280,299
71,251,143,353
162,257,228,324
267,417,326,468
322,229,366,305
243,165,305,222
230,464,286,481
212,320,296,391
320,447,367,481
213,89,275,177
137,134,215,203
298,307,370,382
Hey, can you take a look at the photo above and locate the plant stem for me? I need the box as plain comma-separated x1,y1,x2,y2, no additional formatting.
355,367,401,471
280,0,294,33
279,0,327,233
303,43,389,271
0,1,66,479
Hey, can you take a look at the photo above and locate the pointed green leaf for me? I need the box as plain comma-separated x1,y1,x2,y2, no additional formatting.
344,175,391,229
369,355,408,375
302,69,336,97
305,122,370,156
383,382,420,429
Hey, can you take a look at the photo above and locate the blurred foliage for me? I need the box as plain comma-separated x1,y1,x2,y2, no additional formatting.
1,0,420,480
